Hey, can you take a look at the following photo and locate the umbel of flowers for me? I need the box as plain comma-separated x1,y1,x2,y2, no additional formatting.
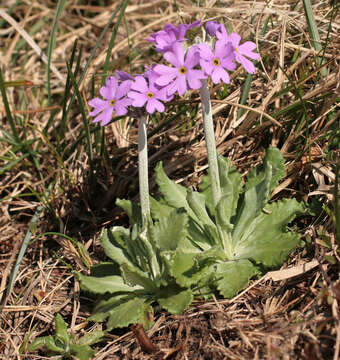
89,20,260,220
80,20,305,331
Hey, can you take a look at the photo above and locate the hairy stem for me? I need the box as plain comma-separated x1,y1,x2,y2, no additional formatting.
200,79,221,208
138,115,150,224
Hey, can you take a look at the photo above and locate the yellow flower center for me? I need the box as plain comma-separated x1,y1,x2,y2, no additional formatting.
179,66,187,75
234,47,238,53
110,99,116,106
213,58,220,66
146,92,154,98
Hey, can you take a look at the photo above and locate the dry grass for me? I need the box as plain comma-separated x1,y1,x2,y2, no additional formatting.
0,0,339,359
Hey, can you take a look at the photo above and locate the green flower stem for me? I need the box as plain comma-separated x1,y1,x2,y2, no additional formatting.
138,115,150,224
200,79,221,208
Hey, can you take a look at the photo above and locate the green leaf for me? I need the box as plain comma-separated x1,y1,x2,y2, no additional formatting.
77,331,105,346
116,198,141,225
215,259,259,298
28,336,55,352
200,155,242,217
234,198,306,267
150,196,174,220
158,287,193,314
70,343,95,360
170,249,216,288
55,313,70,346
29,336,66,354
77,272,141,294
232,156,273,242
120,262,156,292
106,297,147,330
89,295,131,322
245,148,285,193
155,162,199,223
149,208,188,251
100,227,134,266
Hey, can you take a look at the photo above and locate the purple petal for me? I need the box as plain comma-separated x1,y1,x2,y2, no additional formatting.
116,80,132,99
131,76,148,93
92,107,113,126
155,70,178,87
128,91,147,107
221,55,236,71
177,75,187,96
229,32,241,48
115,71,134,81
205,21,221,36
235,54,256,74
215,41,233,59
153,64,176,75
184,46,200,69
200,59,214,75
146,98,164,114
100,77,117,100
168,42,185,66
198,43,213,60
211,67,230,84
187,69,206,89
238,42,260,60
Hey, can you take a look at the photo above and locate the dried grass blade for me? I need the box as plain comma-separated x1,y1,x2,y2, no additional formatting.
0,9,65,82
47,0,67,103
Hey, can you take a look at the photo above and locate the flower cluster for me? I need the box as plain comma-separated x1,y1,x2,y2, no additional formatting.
89,21,260,125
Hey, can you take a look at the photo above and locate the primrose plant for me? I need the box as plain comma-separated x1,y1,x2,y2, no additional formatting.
78,20,306,330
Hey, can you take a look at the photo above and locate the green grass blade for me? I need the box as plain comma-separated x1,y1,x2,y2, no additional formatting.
335,162,340,246
0,68,20,143
302,0,327,77
65,0,126,117
47,0,67,104
102,0,131,85
237,74,252,119
66,61,93,171
6,203,44,297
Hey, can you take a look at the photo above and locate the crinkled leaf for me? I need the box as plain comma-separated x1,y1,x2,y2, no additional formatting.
120,262,156,292
149,208,188,251
158,287,193,314
116,198,141,225
70,344,95,360
155,162,199,223
232,160,272,242
234,198,306,266
77,331,105,346
245,147,285,193
90,262,120,277
215,259,259,298
200,155,242,217
77,272,141,294
187,219,213,250
28,336,66,354
55,313,69,346
89,295,131,322
106,297,147,330
187,189,220,245
28,336,62,353
170,248,216,288
100,227,134,266
150,196,174,221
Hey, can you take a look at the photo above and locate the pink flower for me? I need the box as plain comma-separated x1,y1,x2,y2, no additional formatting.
198,42,236,84
88,76,132,126
153,43,206,96
127,75,168,114
147,21,201,53
205,21,223,36
226,33,260,74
